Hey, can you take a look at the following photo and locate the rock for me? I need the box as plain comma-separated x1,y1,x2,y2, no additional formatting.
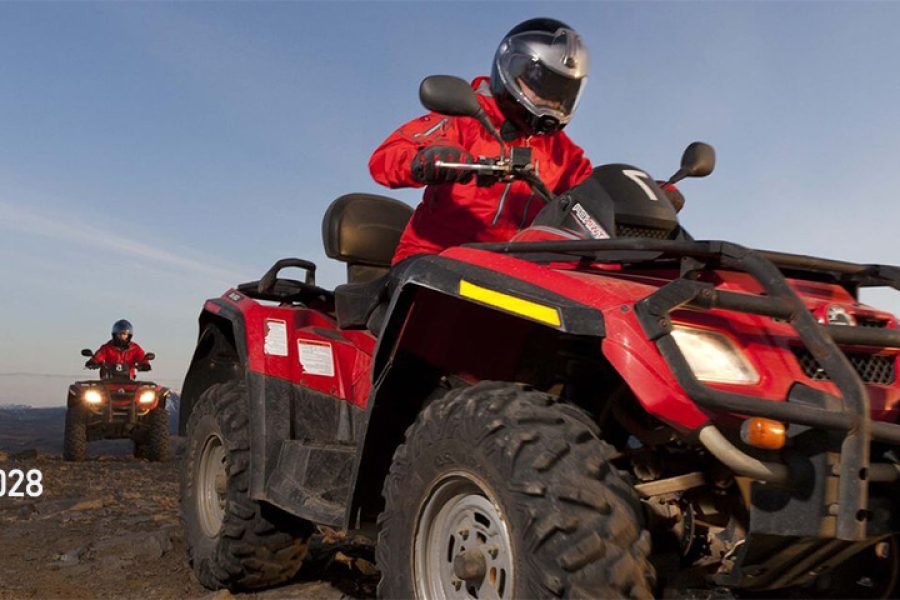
354,557,379,576
93,526,176,562
196,590,234,600
139,527,175,560
17,504,37,520
10,448,38,460
0,450,8,462
54,545,88,567
254,581,344,599
33,497,81,517
70,496,114,512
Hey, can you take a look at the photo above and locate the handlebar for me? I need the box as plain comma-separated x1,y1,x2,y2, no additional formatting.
434,161,510,173
434,149,556,205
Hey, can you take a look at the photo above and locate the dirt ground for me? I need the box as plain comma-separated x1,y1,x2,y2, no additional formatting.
0,450,377,600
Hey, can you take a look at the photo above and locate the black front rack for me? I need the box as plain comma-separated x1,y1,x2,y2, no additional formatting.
468,238,900,541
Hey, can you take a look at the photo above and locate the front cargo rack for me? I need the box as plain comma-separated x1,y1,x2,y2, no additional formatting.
467,238,900,541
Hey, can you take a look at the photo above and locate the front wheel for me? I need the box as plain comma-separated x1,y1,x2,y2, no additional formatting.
377,381,655,599
181,381,313,591
143,405,169,462
63,404,87,462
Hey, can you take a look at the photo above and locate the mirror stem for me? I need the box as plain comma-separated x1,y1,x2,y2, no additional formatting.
665,167,689,187
475,110,507,158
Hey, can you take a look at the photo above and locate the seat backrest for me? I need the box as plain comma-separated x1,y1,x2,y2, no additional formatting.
322,194,414,283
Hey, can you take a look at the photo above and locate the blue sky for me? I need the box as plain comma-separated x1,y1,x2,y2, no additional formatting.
1,1,899,406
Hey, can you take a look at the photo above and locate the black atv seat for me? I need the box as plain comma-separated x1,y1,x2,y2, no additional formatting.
322,193,413,284
323,194,413,330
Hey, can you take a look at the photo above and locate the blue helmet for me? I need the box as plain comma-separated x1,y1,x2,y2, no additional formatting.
111,319,133,347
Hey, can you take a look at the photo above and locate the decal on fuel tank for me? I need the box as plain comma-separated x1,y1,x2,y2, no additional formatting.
572,203,610,239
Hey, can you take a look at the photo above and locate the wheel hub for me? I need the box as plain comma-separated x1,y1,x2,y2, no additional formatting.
196,433,227,537
414,472,514,599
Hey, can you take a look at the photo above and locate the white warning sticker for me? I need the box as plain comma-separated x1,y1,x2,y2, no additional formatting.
264,319,288,356
298,340,335,377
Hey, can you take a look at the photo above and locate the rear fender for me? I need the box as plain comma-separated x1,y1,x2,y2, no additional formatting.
179,299,246,435
181,298,313,504
181,300,273,501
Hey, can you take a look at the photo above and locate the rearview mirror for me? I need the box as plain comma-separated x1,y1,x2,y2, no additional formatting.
144,353,156,361
681,142,716,178
667,141,716,185
81,349,93,357
419,75,482,117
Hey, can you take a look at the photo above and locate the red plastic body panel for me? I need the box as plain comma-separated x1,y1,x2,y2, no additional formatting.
213,295,375,409
212,245,900,431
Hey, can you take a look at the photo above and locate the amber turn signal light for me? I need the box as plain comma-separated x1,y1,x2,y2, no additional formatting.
740,418,786,450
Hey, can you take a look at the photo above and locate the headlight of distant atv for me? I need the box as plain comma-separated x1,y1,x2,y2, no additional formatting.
138,390,156,405
83,389,103,405
670,325,760,385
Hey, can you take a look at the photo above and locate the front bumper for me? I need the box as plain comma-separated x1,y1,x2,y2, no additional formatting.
630,241,900,542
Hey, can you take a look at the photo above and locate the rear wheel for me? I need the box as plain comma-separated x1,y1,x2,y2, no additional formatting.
63,404,87,462
377,381,655,599
181,380,313,591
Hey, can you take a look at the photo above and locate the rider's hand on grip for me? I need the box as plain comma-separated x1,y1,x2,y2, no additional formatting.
411,145,474,185
137,363,152,372
84,360,100,369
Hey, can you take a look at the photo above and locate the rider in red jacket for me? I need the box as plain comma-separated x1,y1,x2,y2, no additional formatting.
87,319,147,379
370,18,594,264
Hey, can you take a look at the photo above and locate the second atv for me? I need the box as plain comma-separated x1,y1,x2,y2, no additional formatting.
65,349,170,462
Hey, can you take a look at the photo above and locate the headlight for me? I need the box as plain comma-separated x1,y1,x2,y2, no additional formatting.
83,389,103,405
138,390,156,405
671,325,760,385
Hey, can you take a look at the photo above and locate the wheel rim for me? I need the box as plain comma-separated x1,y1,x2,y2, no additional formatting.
197,433,227,537
414,472,514,600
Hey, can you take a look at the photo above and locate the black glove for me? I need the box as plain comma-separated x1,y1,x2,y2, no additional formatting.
411,145,474,185
85,360,100,369
137,363,152,372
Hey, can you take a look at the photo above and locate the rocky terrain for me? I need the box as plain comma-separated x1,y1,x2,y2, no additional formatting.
0,409,377,599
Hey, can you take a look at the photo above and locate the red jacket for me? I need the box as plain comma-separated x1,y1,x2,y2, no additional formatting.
370,77,594,264
91,341,146,378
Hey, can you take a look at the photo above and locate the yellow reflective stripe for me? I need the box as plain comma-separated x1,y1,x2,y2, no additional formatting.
458,280,561,327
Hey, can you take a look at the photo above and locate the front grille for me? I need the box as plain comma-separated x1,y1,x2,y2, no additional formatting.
857,317,889,328
616,224,671,239
791,348,896,385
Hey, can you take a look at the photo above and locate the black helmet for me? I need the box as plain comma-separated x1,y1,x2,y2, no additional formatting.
490,18,590,136
111,319,133,348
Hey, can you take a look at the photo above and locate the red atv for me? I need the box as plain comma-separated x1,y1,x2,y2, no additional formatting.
65,349,170,462
179,76,900,598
